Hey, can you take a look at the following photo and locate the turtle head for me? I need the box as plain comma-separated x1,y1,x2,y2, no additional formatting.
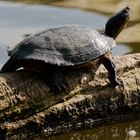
105,7,131,39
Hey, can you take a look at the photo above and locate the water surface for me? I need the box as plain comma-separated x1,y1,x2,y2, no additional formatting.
47,120,140,140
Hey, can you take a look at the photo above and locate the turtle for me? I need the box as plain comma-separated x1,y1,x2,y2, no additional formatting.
0,7,131,94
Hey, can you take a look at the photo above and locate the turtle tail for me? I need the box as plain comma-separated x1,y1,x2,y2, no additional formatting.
0,57,18,73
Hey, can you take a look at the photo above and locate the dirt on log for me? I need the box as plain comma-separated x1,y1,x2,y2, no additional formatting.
0,53,139,138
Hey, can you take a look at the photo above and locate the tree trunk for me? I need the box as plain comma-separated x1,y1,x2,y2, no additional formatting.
0,53,139,138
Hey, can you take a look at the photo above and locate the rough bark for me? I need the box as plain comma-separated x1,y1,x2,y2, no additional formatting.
0,53,139,138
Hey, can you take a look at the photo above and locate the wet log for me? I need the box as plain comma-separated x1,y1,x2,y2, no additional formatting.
0,53,139,138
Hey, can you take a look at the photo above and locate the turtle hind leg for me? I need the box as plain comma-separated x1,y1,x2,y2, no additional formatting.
43,70,69,94
100,55,123,87
0,57,19,73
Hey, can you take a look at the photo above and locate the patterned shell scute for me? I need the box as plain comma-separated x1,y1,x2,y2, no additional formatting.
10,25,116,66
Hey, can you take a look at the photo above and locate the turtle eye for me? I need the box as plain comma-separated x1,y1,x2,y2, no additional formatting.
123,7,131,15
124,7,130,13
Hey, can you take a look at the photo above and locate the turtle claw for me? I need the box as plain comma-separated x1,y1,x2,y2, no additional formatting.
112,78,124,91
50,80,69,94
60,82,69,92
44,74,69,94
53,85,61,95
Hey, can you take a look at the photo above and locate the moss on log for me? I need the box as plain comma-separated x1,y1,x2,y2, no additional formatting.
0,53,139,138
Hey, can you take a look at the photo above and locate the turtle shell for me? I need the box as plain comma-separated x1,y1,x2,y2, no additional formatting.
9,25,116,66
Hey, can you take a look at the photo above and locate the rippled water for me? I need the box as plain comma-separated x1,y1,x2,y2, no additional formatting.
0,1,139,140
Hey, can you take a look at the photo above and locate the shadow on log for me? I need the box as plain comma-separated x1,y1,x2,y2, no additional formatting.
0,53,139,138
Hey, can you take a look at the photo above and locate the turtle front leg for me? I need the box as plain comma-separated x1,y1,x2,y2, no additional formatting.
100,54,123,87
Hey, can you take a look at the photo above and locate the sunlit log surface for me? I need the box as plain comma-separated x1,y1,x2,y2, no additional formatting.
0,53,139,138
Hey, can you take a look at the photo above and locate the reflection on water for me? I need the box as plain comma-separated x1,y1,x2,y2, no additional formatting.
0,1,139,140
46,120,140,140
8,119,140,140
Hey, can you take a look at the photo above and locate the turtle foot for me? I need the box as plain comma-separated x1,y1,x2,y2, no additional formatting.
111,78,124,92
49,79,69,94
44,73,69,94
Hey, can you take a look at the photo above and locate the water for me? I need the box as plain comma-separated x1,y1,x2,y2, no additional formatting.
47,120,140,140
0,1,139,140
